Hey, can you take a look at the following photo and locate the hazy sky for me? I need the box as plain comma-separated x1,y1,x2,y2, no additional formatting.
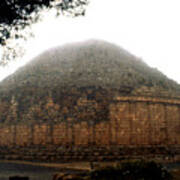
0,0,180,84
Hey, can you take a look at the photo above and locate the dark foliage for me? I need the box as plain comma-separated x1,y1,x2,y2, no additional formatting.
90,160,172,180
0,0,88,45
9,176,29,180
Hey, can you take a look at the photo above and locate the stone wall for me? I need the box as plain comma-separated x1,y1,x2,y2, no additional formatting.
0,96,180,162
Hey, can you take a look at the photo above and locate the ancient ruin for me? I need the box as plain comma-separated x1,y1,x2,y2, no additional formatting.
0,40,179,162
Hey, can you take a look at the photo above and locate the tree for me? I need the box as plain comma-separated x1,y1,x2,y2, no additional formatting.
0,0,89,65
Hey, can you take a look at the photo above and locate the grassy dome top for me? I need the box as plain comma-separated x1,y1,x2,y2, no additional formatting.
0,39,179,98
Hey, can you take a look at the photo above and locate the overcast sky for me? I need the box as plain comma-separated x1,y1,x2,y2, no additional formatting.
0,0,180,84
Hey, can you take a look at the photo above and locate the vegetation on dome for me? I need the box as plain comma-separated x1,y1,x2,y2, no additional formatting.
0,40,179,124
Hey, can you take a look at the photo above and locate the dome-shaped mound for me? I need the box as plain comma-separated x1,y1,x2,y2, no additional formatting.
0,39,179,124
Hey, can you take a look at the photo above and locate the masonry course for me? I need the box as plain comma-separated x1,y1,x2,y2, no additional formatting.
0,96,179,162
